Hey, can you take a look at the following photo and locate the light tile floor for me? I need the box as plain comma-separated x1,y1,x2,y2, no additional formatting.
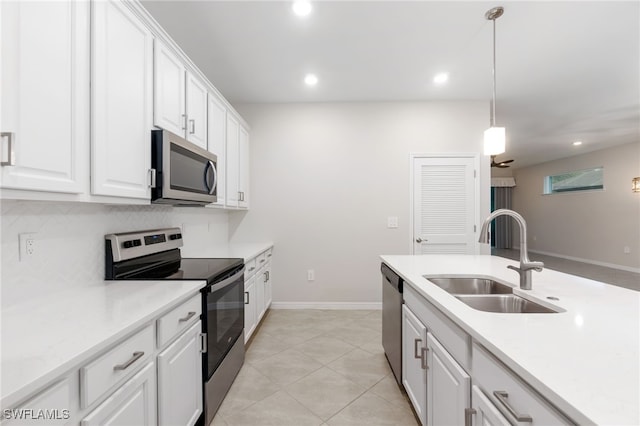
212,309,419,426
492,248,640,291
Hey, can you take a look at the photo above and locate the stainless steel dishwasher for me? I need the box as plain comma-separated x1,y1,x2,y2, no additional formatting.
381,263,403,385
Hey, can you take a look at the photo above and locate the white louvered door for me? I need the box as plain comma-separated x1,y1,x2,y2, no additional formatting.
413,156,477,254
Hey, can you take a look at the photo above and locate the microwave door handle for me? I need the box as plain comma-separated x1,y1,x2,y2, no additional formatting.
204,160,215,195
209,160,217,195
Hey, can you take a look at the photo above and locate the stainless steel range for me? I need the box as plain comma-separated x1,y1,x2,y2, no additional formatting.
105,228,245,426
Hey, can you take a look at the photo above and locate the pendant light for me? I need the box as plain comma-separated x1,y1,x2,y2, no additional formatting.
484,6,506,156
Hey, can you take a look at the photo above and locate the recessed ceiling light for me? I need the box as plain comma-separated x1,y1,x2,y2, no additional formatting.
304,74,318,86
573,141,583,146
292,1,312,17
433,72,449,85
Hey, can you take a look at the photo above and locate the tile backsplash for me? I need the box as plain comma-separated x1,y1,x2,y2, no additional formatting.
1,200,229,307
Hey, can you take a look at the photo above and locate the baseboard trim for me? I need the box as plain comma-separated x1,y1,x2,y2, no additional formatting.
270,302,382,310
527,249,640,274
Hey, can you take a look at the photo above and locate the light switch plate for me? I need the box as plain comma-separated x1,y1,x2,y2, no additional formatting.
387,216,398,228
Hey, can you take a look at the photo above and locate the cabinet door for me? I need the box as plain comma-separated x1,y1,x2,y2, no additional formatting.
81,362,157,426
244,276,256,343
238,125,250,208
185,72,208,149
402,305,427,426
1,0,89,193
225,114,240,208
153,39,186,137
91,0,153,199
256,268,266,322
264,262,272,309
208,93,226,206
157,321,203,426
470,385,510,426
426,333,470,426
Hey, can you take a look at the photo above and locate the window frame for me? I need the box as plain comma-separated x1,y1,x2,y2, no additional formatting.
543,167,605,195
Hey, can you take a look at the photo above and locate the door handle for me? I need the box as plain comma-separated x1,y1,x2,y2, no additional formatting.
414,338,422,359
189,119,196,134
1,132,15,166
416,237,425,243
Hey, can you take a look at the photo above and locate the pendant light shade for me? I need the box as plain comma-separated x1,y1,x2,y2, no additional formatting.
484,6,505,156
484,126,505,155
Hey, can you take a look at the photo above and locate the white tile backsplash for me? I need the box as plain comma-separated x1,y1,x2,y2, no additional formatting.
1,200,229,307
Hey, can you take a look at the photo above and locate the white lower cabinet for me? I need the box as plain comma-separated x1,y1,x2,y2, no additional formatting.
244,275,257,343
426,333,470,426
157,321,203,426
469,385,510,426
264,260,273,309
81,361,157,426
256,267,266,323
402,305,427,426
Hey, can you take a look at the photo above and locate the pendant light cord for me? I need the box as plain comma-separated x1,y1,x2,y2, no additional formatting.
491,17,497,127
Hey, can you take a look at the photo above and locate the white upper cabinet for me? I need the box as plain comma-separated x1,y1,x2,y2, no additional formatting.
154,40,208,149
185,73,208,149
91,0,153,199
225,113,240,208
0,0,89,194
153,40,186,137
208,93,227,206
238,126,250,208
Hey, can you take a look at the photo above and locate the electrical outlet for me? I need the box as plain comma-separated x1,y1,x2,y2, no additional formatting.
307,269,315,281
624,246,631,254
19,233,36,261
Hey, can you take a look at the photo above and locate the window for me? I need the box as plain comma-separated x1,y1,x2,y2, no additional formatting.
544,167,604,194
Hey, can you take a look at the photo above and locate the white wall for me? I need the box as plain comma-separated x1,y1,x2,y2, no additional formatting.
230,102,490,307
0,201,229,307
512,142,640,271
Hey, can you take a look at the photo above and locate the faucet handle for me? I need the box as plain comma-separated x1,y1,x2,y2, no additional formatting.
507,265,521,273
523,261,544,272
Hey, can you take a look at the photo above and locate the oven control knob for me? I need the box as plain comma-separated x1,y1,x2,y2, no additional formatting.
123,240,133,249
133,239,142,247
169,233,182,240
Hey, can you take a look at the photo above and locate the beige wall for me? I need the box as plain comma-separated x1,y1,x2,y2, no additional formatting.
512,142,640,271
230,102,490,306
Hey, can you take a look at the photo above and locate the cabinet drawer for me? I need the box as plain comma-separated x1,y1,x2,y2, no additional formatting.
404,285,471,371
3,379,72,425
157,293,201,348
80,324,154,408
256,252,267,268
472,343,573,425
244,258,257,278
81,361,156,426
264,248,273,261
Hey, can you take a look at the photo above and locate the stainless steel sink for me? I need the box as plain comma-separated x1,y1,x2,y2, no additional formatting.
425,277,514,295
455,295,560,314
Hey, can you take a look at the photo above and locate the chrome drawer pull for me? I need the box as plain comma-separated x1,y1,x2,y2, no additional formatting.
414,338,422,359
178,311,196,322
249,267,255,272
1,132,15,166
113,351,144,371
420,347,428,370
493,391,533,422
260,259,265,263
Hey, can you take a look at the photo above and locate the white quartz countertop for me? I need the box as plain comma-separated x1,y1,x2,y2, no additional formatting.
380,254,640,425
182,242,273,262
0,280,205,409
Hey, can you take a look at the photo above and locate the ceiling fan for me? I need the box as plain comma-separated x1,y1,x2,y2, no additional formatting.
490,155,514,168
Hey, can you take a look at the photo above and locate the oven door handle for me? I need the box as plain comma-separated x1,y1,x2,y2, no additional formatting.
206,267,246,293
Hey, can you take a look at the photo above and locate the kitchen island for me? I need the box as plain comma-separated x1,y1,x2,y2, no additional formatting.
381,254,639,425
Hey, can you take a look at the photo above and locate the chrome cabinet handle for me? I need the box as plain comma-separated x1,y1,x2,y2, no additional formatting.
267,253,272,258
260,259,265,264
264,273,268,283
199,333,207,353
181,114,187,130
189,119,195,134
244,291,250,304
178,311,196,322
113,351,144,371
249,266,255,272
493,391,533,422
414,338,422,359
266,271,270,281
420,347,428,370
1,132,15,166
464,408,476,426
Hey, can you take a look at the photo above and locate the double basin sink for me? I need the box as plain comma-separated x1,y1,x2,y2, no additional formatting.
424,277,560,313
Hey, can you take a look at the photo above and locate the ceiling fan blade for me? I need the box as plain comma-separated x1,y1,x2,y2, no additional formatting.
496,164,510,168
500,159,514,164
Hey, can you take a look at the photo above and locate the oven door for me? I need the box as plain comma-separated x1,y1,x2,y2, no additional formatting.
204,267,245,379
152,129,217,205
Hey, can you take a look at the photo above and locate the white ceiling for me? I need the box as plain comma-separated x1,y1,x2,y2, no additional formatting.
141,1,640,168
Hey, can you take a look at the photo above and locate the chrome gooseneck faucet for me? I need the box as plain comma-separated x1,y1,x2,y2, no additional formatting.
478,209,544,290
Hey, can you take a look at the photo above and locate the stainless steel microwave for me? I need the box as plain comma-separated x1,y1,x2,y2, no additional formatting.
151,129,217,206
